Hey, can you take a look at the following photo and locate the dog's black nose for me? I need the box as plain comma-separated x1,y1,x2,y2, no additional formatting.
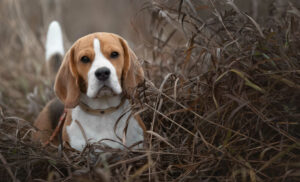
95,67,111,81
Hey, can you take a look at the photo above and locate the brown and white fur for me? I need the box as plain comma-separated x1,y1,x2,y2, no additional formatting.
32,21,145,151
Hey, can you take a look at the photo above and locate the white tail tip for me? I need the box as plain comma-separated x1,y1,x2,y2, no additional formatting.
45,21,64,61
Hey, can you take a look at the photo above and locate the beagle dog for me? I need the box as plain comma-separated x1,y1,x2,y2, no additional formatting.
32,22,145,151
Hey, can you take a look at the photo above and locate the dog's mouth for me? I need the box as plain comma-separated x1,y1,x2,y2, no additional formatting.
96,86,116,97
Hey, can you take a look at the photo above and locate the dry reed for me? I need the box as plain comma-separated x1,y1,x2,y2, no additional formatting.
0,0,299,181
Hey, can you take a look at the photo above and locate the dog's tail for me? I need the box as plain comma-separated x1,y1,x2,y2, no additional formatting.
45,21,64,80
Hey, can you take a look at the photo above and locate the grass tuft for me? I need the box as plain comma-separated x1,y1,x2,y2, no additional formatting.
0,0,299,181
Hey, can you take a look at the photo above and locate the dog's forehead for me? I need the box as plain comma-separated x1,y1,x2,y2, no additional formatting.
74,33,121,51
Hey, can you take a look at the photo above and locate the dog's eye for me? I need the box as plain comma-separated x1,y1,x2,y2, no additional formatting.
80,56,90,63
110,51,119,58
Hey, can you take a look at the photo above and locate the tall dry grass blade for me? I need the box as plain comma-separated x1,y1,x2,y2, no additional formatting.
0,152,20,182
230,69,266,93
146,131,175,149
259,143,298,172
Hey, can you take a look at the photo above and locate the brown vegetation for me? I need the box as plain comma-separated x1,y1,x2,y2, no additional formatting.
0,0,299,181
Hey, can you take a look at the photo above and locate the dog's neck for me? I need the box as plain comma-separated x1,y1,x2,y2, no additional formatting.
80,93,122,110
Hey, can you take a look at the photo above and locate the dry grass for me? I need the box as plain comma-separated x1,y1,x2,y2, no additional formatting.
0,0,300,181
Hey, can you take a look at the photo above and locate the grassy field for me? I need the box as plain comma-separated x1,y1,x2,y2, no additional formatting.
0,0,299,181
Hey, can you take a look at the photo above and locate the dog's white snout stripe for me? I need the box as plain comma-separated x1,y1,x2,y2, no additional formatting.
93,38,101,58
86,38,122,98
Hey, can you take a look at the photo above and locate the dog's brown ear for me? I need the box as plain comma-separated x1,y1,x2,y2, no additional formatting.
119,37,144,98
54,47,80,108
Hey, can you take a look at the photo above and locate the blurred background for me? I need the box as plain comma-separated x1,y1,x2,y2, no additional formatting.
0,0,299,181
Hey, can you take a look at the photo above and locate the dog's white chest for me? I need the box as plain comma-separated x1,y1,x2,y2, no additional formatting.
66,101,143,151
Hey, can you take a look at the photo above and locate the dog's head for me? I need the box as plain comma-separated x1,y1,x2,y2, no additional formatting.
54,33,144,108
